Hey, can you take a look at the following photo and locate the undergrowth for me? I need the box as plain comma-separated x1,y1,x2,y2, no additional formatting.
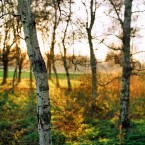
0,74,145,145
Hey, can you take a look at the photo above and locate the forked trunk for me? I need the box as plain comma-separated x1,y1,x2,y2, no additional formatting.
62,0,72,91
86,0,97,102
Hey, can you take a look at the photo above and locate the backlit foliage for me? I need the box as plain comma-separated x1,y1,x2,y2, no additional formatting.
0,72,145,144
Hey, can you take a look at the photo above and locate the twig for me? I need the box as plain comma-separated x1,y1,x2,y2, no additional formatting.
108,0,123,27
132,10,145,13
101,40,122,51
0,12,20,19
99,76,121,86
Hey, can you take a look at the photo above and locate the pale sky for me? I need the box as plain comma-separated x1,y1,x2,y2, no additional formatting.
20,0,145,62
69,0,145,62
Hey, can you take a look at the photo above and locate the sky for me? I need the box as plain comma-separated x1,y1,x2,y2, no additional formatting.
36,0,111,60
70,0,145,62
19,0,145,62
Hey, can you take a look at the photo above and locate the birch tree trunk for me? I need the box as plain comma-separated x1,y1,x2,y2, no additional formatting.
17,0,52,144
120,0,133,129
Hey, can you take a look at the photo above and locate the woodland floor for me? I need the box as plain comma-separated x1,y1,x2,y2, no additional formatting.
0,71,145,145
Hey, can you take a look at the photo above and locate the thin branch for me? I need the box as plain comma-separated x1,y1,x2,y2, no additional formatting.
95,0,106,10
132,10,145,13
131,72,145,80
104,11,121,23
101,40,122,51
0,12,20,19
98,76,121,86
132,51,145,56
82,0,89,28
108,0,123,28
17,34,25,40
101,33,123,40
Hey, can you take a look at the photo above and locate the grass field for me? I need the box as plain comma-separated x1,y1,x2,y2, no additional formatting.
0,70,80,80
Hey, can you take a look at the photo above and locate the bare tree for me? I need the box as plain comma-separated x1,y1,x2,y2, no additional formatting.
82,0,100,103
49,1,60,87
61,0,72,91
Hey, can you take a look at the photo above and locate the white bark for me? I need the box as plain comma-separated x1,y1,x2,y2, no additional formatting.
120,0,133,129
17,0,52,144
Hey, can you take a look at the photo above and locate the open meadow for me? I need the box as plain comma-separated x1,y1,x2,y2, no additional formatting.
0,70,145,145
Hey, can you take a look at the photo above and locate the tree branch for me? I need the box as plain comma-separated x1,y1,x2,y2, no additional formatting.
108,0,123,28
132,10,145,13
0,12,20,19
98,76,121,86
101,40,122,51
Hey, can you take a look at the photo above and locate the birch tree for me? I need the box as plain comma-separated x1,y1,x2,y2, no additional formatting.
82,0,98,103
107,0,133,128
17,0,52,144
120,0,133,129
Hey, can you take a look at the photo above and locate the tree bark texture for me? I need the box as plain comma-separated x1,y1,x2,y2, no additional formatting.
120,0,133,129
86,0,97,101
17,0,52,144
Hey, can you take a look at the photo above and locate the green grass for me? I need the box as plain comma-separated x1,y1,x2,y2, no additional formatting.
0,70,80,80
51,73,80,80
0,70,31,79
